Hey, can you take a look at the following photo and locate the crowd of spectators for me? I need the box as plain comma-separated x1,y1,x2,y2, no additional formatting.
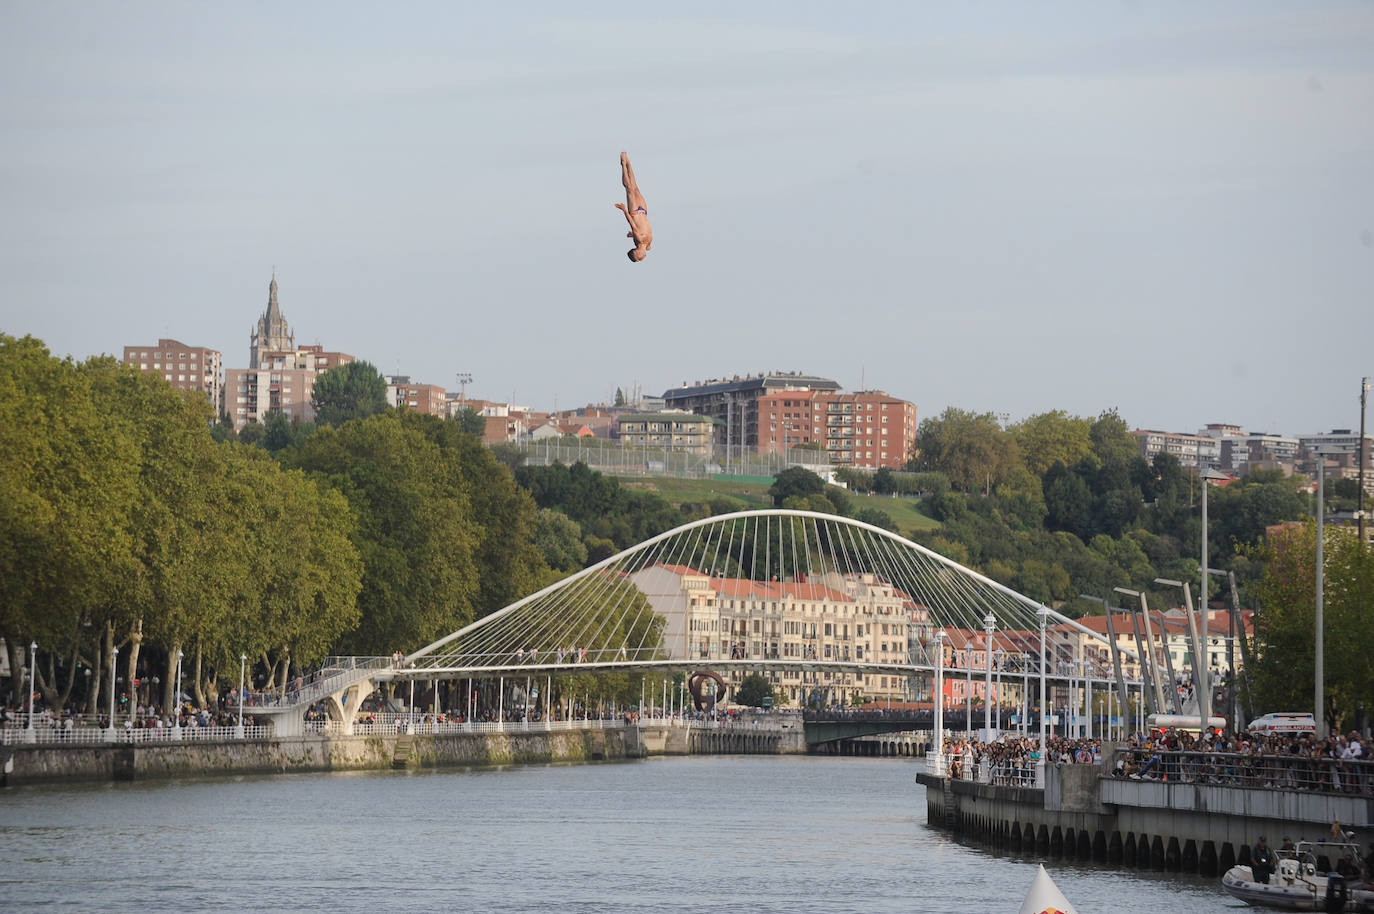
937,726,1371,797
940,735,1103,785
1115,728,1369,794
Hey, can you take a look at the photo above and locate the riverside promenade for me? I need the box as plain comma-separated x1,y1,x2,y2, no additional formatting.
917,745,1374,878
0,713,807,786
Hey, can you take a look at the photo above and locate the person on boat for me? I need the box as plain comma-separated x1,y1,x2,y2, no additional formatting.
1279,836,1296,857
1251,836,1275,884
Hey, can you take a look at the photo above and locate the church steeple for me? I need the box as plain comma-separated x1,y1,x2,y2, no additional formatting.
250,271,295,369
266,272,280,321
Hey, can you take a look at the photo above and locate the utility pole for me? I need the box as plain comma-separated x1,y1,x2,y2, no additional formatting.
1360,376,1369,547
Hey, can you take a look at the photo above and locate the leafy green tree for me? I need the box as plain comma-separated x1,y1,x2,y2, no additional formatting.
769,467,825,506
0,339,140,703
1247,522,1373,730
284,413,481,653
734,672,776,708
615,387,626,407
995,466,1047,530
260,410,316,454
1010,410,1093,476
402,413,548,617
310,360,388,428
455,407,486,437
535,508,588,572
237,421,266,445
834,467,874,493
1089,409,1138,467
210,417,237,443
910,408,1018,495
853,507,898,532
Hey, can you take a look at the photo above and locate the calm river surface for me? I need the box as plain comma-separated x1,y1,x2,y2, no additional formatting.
0,755,1246,913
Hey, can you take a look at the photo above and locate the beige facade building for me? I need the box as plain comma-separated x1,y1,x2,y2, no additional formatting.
122,338,223,413
632,564,926,705
615,410,718,455
224,365,317,429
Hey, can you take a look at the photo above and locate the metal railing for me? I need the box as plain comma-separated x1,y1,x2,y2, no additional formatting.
237,655,393,709
1112,748,1374,797
307,716,633,737
2,723,271,745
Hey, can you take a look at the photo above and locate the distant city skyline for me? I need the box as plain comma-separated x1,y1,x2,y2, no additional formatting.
3,3,1371,437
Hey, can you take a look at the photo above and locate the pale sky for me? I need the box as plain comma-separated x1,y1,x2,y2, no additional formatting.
3,2,1372,437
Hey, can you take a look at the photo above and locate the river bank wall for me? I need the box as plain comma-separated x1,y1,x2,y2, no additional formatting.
2,719,807,787
916,766,1373,878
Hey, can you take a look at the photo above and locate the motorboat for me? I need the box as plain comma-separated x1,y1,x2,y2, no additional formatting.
1221,840,1373,911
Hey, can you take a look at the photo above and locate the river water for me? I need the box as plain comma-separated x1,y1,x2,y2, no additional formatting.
0,755,1245,913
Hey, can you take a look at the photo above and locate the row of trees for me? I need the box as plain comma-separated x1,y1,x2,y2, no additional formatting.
1,336,362,713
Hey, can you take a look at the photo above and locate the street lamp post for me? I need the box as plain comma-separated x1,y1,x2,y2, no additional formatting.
995,650,1004,737
25,641,37,742
983,612,995,742
1036,608,1049,786
237,653,246,738
106,646,119,742
173,649,184,738
932,631,947,775
1316,453,1328,738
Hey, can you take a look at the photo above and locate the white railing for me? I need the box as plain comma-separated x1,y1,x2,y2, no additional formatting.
305,716,633,736
2,724,271,745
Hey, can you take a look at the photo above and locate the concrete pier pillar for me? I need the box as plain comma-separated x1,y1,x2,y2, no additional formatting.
1092,830,1107,863
1050,826,1063,858
1077,830,1092,861
1181,839,1198,873
1122,833,1137,867
1218,843,1236,873
1108,832,1123,865
1150,835,1165,871
1198,841,1218,877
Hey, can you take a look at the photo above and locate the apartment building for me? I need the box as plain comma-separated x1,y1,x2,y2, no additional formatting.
1131,429,1220,468
615,410,718,456
386,375,447,416
662,372,842,456
662,372,917,470
631,565,923,705
122,338,223,413
1298,430,1374,494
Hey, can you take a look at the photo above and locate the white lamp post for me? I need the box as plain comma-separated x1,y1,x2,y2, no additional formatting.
983,612,995,741
1315,453,1329,738
995,650,1004,737
932,631,947,775
106,646,119,742
173,649,184,738
25,641,37,743
1037,608,1049,786
236,653,246,738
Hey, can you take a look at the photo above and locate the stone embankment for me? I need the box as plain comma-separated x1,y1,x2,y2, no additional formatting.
2,717,808,786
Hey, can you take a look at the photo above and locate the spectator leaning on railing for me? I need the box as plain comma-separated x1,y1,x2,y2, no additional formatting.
1113,727,1373,796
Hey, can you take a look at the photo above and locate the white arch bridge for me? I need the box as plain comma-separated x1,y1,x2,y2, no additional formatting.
245,510,1161,738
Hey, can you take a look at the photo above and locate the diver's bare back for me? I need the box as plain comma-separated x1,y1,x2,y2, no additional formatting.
615,151,653,262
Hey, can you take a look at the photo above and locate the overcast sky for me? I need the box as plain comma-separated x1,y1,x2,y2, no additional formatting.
3,2,1372,436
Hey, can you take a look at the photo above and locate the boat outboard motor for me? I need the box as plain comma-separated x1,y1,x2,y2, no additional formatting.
1325,873,1347,912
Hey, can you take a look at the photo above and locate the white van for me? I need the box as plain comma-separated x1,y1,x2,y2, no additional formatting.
1246,712,1317,734
1147,713,1227,734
